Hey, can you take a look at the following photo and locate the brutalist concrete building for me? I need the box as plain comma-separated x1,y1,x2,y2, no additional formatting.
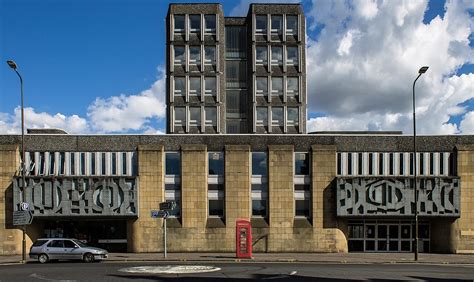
0,3,473,255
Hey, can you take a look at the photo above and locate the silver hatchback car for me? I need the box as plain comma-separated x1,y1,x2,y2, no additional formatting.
30,238,108,263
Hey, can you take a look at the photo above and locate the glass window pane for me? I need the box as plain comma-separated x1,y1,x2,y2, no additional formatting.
286,16,298,35
256,77,267,95
271,77,283,95
287,107,299,126
287,77,298,94
287,47,298,65
252,200,267,216
256,47,267,65
189,77,201,96
189,47,201,64
295,200,310,217
271,107,283,126
205,15,216,31
174,15,185,31
174,46,185,64
271,46,283,65
256,107,268,125
208,152,224,175
204,46,215,64
190,107,201,125
165,152,181,175
190,15,200,31
174,77,185,96
174,107,186,124
225,26,246,58
205,107,217,126
205,77,216,96
271,15,282,34
295,152,309,175
256,15,267,33
209,200,224,216
252,152,267,176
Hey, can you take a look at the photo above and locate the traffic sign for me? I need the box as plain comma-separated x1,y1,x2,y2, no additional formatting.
151,210,169,218
13,211,33,226
159,201,176,211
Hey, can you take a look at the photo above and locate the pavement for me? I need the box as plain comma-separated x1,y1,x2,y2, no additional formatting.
0,252,472,265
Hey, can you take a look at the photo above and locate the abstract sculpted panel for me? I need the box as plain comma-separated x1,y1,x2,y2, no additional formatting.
13,177,138,216
337,177,460,217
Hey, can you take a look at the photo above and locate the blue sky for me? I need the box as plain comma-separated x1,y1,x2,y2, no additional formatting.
1,0,473,134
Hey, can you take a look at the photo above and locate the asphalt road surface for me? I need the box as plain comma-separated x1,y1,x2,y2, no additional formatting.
0,261,473,281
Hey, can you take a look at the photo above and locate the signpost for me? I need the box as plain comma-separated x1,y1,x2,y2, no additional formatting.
13,203,33,263
151,201,176,259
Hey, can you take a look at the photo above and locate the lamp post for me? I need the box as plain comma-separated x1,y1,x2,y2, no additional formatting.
6,60,27,263
413,66,428,261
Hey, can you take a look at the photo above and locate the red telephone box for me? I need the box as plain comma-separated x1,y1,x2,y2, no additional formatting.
236,219,252,259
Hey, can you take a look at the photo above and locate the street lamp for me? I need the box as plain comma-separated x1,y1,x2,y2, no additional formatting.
413,65,428,261
6,60,27,263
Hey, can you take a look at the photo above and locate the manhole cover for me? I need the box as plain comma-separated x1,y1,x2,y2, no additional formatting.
119,265,221,274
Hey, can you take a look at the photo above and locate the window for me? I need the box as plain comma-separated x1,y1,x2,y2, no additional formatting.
295,184,310,217
189,77,201,97
337,153,342,175
256,107,268,127
189,46,201,66
256,77,268,97
90,153,96,175
429,153,434,175
205,77,216,96
174,77,185,97
255,15,267,35
204,15,216,35
209,198,224,217
368,153,374,175
410,153,414,175
419,153,424,175
59,152,65,175
256,46,267,66
399,153,404,175
101,153,106,175
347,153,353,175
205,107,217,127
174,107,186,127
49,152,55,175
271,46,283,66
286,15,298,36
189,15,200,33
174,46,185,65
225,60,246,88
287,77,299,97
252,152,267,176
358,153,363,175
271,15,282,36
287,107,299,126
271,107,283,126
389,153,394,175
165,152,181,175
378,153,384,175
208,152,224,175
189,107,201,127
287,46,298,66
204,46,215,66
80,152,86,175
111,152,117,175
295,152,309,175
252,183,268,217
227,90,241,117
225,26,246,58
69,153,75,175
440,153,444,175
122,152,127,175
271,77,283,98
174,15,185,34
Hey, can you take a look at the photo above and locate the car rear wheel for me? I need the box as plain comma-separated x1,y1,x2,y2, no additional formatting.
83,253,94,263
38,254,49,264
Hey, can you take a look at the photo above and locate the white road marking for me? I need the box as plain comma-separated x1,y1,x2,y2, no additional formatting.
29,273,76,282
119,265,221,274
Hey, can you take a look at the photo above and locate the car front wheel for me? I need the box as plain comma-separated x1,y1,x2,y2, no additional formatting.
38,254,49,264
83,253,94,263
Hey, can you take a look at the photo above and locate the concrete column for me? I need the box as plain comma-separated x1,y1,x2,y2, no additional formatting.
129,145,165,253
311,144,347,252
268,145,294,251
454,144,474,254
181,144,207,228
0,145,22,255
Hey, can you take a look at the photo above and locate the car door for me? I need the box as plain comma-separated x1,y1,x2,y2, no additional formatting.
63,240,80,260
45,240,65,260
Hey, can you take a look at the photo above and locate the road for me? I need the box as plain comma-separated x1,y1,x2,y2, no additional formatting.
0,261,473,281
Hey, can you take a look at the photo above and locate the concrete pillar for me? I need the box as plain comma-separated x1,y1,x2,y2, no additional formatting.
454,144,474,254
0,145,22,255
129,145,165,253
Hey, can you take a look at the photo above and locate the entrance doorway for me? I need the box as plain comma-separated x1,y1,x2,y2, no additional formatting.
348,220,430,252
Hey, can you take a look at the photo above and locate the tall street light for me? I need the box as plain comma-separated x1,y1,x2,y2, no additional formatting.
413,65,428,261
6,60,27,263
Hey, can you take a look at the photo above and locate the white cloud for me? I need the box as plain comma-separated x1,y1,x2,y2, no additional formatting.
307,0,474,134
86,67,166,133
230,0,301,16
460,111,474,134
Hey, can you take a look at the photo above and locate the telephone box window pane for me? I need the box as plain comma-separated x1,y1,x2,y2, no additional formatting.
295,153,309,175
286,16,298,35
208,152,224,175
165,152,181,175
174,77,185,96
189,15,200,32
174,46,185,65
252,152,267,176
256,47,267,65
174,15,185,32
271,107,283,126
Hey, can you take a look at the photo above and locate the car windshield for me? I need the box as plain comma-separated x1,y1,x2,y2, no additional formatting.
72,240,88,248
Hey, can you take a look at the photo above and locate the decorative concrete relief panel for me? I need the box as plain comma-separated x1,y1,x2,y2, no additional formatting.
337,177,460,217
13,177,138,217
